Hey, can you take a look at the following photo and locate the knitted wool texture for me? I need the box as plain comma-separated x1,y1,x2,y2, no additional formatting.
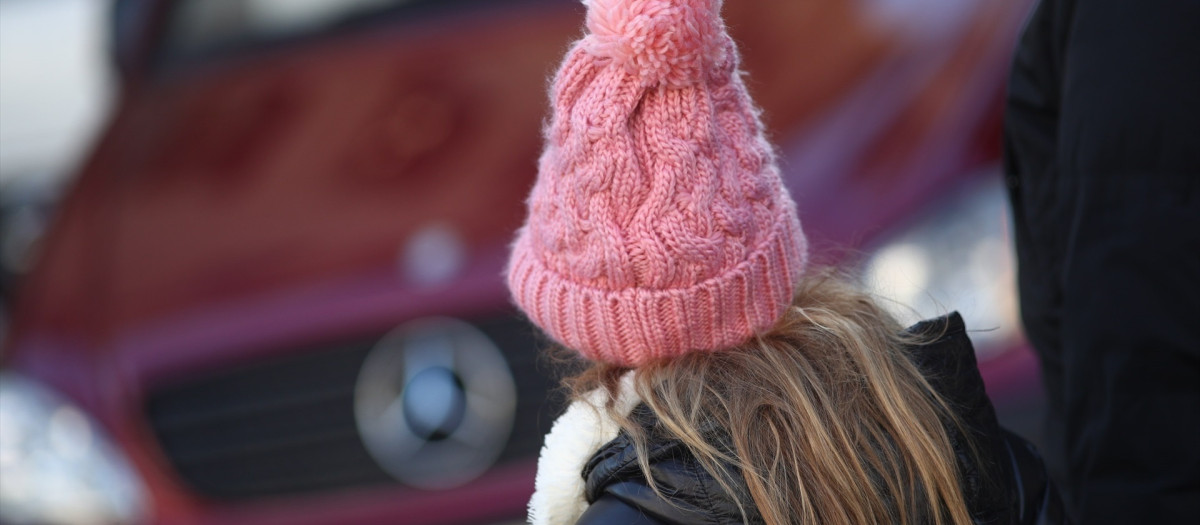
507,0,808,366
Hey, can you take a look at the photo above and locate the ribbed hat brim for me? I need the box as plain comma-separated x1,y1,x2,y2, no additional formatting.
508,206,806,366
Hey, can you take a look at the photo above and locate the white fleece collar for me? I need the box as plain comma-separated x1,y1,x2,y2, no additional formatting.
527,373,641,525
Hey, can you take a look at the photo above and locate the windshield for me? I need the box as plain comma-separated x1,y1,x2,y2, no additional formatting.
159,0,431,63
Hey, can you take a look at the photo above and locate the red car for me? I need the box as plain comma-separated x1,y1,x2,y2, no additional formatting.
1,1,1038,524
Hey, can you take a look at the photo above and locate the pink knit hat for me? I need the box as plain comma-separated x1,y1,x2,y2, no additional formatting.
507,0,808,366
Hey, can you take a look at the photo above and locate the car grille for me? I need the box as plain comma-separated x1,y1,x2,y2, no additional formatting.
144,314,556,500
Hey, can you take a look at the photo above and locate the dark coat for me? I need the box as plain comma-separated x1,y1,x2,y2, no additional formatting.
1003,0,1200,522
576,313,1068,524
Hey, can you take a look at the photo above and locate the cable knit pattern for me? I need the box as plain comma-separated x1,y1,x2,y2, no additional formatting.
507,0,808,366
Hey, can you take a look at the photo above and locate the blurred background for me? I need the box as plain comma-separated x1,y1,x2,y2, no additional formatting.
0,1,1043,524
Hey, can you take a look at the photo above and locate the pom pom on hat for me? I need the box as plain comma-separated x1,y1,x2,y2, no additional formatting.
507,0,809,366
582,0,729,87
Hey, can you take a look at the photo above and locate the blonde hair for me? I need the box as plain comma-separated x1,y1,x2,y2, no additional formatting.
565,269,975,525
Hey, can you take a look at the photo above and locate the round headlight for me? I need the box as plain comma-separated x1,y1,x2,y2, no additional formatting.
0,372,149,525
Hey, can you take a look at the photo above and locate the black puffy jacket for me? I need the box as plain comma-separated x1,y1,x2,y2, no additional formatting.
576,313,1068,524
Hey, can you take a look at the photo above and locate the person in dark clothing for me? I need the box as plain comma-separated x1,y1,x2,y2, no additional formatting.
1004,0,1200,522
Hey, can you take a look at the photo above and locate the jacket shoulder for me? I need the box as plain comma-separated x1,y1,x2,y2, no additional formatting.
905,312,1017,521
580,406,757,525
904,312,1069,524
